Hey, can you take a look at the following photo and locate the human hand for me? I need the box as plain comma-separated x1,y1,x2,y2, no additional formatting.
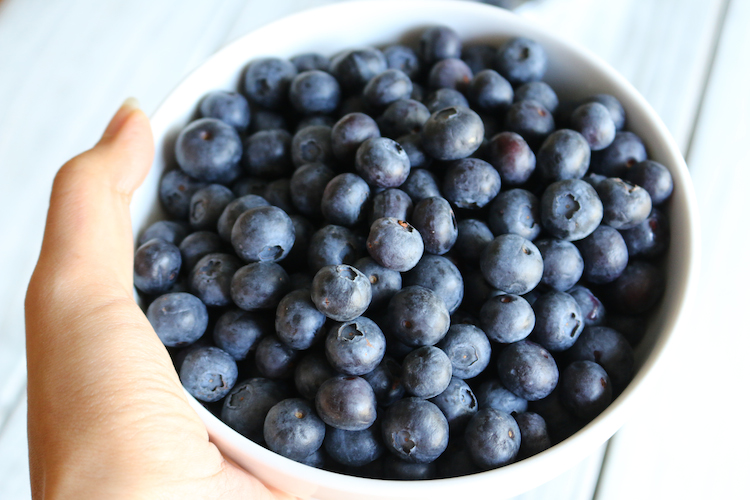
25,99,299,500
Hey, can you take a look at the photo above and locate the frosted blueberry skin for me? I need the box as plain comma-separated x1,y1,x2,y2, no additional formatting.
384,44,421,79
411,197,459,256
325,422,385,468
530,291,585,352
387,286,451,347
321,173,371,227
255,335,301,379
428,58,473,93
571,102,616,151
291,125,334,168
199,90,251,131
311,264,372,322
290,52,331,73
249,108,288,134
331,112,381,165
243,57,298,110
436,324,491,379
134,239,182,295
289,70,341,115
559,361,613,421
568,326,634,390
296,115,335,131
175,118,243,183
180,346,238,403
369,189,413,225
325,317,386,376
467,69,513,113
590,131,647,178
316,375,378,431
514,81,559,114
504,100,555,149
487,132,536,186
366,218,424,273
576,225,629,284
488,189,541,241
242,129,293,179
536,129,591,184
382,397,449,463
568,285,607,326
479,293,535,344
540,179,603,241
625,160,674,205
264,398,325,461
497,340,559,401
423,88,469,114
353,257,402,311
307,224,359,273
421,106,484,161
582,93,626,131
179,231,224,271
230,205,295,263
401,346,453,399
401,169,441,203
404,254,464,314
596,177,652,230
465,408,521,469
263,178,295,214
429,377,478,433
159,169,207,219
294,351,337,401
515,412,552,459
604,261,665,315
138,220,189,247
395,135,431,173
213,308,269,360
230,262,291,311
275,289,327,351
442,158,501,210
536,239,584,292
620,208,670,258
384,456,437,480
216,194,269,242
363,69,413,112
289,162,335,219
455,219,494,263
494,37,547,85
189,252,241,307
378,99,431,139
362,356,405,408
221,378,289,442
355,137,411,188
331,47,387,92
419,25,462,65
461,44,496,74
475,379,528,415
147,292,208,347
480,234,543,295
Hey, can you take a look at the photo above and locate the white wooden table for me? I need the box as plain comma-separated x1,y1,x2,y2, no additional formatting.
1,0,748,498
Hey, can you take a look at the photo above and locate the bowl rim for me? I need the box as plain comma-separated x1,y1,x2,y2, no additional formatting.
143,0,701,497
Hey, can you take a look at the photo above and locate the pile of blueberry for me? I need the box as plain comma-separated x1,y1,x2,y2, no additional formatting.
134,26,672,480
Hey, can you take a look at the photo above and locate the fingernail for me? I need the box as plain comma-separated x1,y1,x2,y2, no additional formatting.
101,97,141,140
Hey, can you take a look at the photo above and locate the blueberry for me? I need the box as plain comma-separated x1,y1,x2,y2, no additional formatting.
423,88,469,114
559,360,612,420
350,257,401,311
147,292,208,347
384,456,437,479
384,45,421,79
495,37,547,84
411,197,458,255
296,115,335,131
332,47,388,92
263,178,296,214
244,57,298,110
316,375,378,431
455,219,494,262
461,44,496,74
159,169,207,219
540,179,603,241
231,205,295,263
325,317,386,376
625,160,674,205
311,264,372,321
138,220,189,247
377,100,431,139
289,272,314,291
189,253,241,307
299,448,327,469
480,234,543,294
590,131,647,177
231,176,266,197
369,188,413,225
536,239,584,292
307,224,358,272
242,129,293,179
475,379,528,414
497,340,559,401
403,255,463,313
504,100,555,149
487,189,541,241
331,112,381,165
570,102,616,151
199,90,251,131
134,239,182,295
289,162,335,219
188,184,235,231
321,173,371,227
264,398,325,461
290,52,331,73
606,313,647,347
596,177,652,230
213,308,269,360
255,334,300,379
514,82,558,114
467,69,513,113
568,285,606,326
294,351,337,400
325,422,385,467
179,231,224,271
291,125,334,168
421,106,484,161
355,137,411,188
397,134,432,171
221,378,289,441
180,346,238,402
382,397,449,463
249,107,288,133
514,412,551,459
429,377,478,433
465,408,521,469
582,94,625,131
479,293,535,344
363,69,413,112
530,290,584,352
410,82,425,102
568,326,634,389
401,169,441,203
366,217,424,272
387,286,450,347
442,158,501,209
401,346,453,399
362,357,405,407
536,129,591,183
436,324,491,379
175,118,243,183
576,225,629,284
620,208,670,258
487,132,536,186
427,58,473,93
231,262,291,311
216,194,269,241
604,261,665,314
289,70,341,115
420,26,462,65
275,289,327,350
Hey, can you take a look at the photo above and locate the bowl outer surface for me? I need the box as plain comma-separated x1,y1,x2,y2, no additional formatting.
132,1,700,499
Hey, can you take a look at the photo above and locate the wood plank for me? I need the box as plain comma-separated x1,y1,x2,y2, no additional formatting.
595,0,750,498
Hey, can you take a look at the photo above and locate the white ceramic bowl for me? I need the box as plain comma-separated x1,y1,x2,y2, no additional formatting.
131,1,700,499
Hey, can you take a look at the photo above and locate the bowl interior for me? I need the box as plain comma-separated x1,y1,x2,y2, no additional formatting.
131,1,699,499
